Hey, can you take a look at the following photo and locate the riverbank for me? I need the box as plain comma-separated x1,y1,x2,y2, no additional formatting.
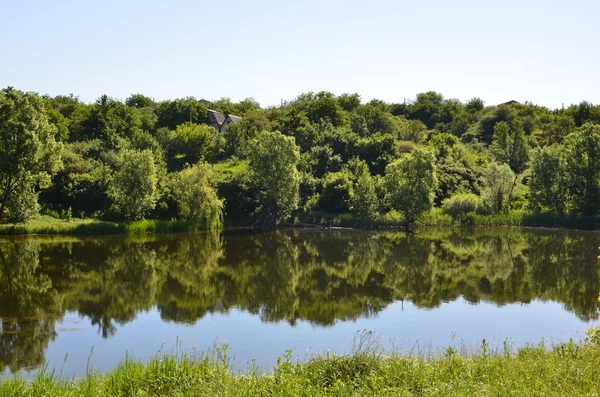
2,209,600,236
299,209,600,231
0,217,196,236
3,338,600,396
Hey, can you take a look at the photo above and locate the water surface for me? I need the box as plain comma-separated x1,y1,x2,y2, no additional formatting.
0,228,599,377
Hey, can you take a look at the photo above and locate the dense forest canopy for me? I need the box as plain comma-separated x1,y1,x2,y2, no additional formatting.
1,86,600,228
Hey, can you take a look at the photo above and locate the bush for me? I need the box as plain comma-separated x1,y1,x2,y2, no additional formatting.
318,171,353,214
442,193,479,223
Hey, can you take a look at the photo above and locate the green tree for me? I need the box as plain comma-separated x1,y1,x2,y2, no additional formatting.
71,95,144,146
125,93,155,108
384,149,437,228
490,121,529,175
564,123,600,214
108,148,159,220
170,162,224,229
160,122,216,171
349,160,379,221
481,162,514,214
529,145,570,213
248,131,300,229
318,171,353,214
155,98,208,130
0,88,62,223
306,92,347,127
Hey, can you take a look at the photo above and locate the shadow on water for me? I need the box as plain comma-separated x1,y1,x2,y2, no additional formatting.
0,227,599,372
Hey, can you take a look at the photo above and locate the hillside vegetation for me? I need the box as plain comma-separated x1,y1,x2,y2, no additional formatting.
2,88,600,230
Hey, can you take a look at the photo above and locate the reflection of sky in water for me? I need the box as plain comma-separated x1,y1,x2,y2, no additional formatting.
1,228,599,378
33,298,590,378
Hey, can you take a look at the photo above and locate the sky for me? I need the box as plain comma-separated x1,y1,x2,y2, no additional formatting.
0,0,598,109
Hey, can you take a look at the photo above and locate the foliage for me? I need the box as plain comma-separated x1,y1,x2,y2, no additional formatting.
442,193,479,223
248,131,301,229
0,88,62,223
490,121,529,174
529,145,570,213
383,148,437,227
108,148,159,220
349,160,379,221
564,123,600,214
169,162,224,229
1,87,600,229
317,171,353,214
160,122,216,171
481,162,514,214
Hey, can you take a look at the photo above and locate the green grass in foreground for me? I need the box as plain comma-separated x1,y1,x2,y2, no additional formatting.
0,217,197,236
3,338,600,396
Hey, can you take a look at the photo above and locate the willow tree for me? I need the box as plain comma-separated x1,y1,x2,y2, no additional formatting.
248,130,300,229
0,88,62,223
170,162,224,229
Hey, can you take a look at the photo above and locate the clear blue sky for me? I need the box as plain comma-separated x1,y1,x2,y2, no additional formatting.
1,0,598,109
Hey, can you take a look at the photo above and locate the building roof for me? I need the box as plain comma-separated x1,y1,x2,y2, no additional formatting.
207,109,226,125
227,115,243,123
498,100,520,106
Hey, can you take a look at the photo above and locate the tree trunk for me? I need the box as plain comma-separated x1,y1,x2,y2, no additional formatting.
507,174,519,210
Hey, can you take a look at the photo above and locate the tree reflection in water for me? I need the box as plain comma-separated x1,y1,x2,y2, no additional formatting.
0,228,599,371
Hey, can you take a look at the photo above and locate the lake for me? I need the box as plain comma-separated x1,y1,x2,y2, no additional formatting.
0,228,599,378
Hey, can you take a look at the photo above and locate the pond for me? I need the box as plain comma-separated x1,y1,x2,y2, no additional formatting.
0,228,599,377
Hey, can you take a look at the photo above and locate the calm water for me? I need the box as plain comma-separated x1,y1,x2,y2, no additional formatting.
1,228,599,377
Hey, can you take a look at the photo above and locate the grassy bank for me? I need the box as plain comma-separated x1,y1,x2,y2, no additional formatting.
0,217,198,236
3,339,600,396
3,210,600,237
298,209,600,230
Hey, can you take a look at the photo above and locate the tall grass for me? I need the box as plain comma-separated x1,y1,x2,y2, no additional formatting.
0,217,200,236
2,335,600,396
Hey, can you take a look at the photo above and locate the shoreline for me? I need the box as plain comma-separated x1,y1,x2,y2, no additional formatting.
1,337,599,395
1,215,600,237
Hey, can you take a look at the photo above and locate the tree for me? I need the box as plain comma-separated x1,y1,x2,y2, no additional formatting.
0,88,62,223
529,145,570,213
70,95,145,146
108,148,159,220
160,122,216,171
407,91,445,129
384,149,436,228
125,93,155,108
170,162,224,229
477,104,521,144
349,160,379,221
564,124,600,214
490,121,529,175
248,131,300,229
155,98,208,130
338,93,361,112
318,171,353,214
481,162,514,214
306,92,347,127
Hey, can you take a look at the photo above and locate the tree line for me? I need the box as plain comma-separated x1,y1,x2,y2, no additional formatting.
1,87,600,229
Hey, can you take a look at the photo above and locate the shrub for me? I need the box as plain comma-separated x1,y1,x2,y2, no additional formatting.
442,193,479,223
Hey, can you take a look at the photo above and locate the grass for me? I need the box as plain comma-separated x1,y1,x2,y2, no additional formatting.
3,336,600,396
212,159,250,183
0,217,198,236
4,208,600,237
